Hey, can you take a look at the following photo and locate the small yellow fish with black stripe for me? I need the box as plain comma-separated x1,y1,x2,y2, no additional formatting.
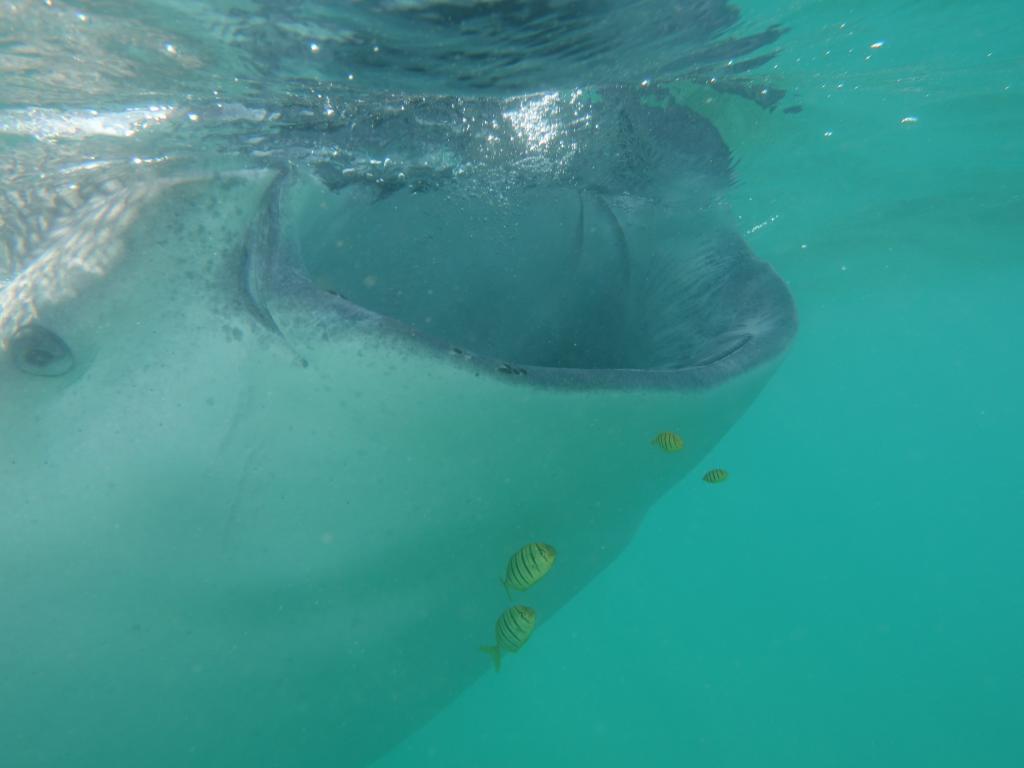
502,542,556,599
703,468,729,484
480,605,536,672
651,431,685,453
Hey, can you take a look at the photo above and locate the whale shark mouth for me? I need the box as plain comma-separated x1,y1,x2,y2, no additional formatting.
252,171,794,391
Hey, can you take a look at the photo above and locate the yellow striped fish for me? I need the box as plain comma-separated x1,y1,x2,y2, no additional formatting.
502,542,556,599
651,431,684,452
703,468,729,484
480,605,536,672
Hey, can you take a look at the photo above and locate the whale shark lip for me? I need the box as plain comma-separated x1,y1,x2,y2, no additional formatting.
314,291,784,393
353,296,790,393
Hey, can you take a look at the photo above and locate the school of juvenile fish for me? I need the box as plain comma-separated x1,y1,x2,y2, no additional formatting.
481,542,557,672
650,430,731,485
480,436,734,672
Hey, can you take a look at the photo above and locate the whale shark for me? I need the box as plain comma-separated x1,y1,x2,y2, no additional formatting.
0,86,795,766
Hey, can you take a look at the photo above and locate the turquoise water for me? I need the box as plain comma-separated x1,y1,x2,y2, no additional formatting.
2,1,1022,766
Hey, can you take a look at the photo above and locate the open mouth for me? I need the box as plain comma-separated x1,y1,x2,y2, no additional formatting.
286,179,792,379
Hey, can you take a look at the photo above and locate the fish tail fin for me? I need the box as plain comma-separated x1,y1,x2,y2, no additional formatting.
480,645,501,672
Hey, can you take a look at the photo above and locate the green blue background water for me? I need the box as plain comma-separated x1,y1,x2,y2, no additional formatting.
374,2,1023,764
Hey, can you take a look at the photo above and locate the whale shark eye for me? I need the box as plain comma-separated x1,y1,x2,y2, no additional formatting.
10,324,74,377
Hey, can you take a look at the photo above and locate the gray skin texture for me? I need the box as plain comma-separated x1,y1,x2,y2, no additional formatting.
0,86,794,768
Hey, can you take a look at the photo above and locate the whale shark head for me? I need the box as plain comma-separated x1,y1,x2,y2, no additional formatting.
0,86,795,767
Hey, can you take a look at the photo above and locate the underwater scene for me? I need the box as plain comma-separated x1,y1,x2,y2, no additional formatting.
0,1,1021,766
